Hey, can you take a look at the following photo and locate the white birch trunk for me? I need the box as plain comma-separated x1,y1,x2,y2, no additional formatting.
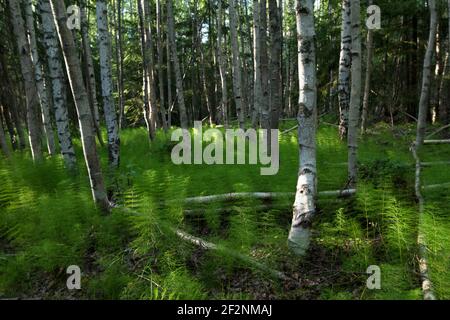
347,0,362,188
167,0,188,129
252,0,262,127
361,14,373,135
96,0,120,167
338,0,351,140
229,0,245,129
217,0,228,127
416,0,438,147
80,2,103,145
24,0,56,156
9,0,43,161
49,0,109,211
288,0,317,256
39,0,77,169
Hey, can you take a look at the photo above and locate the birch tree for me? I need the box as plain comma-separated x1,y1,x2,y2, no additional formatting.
49,0,109,211
217,0,228,127
260,0,270,130
0,111,10,157
347,0,362,188
416,0,438,146
229,0,245,129
288,0,317,256
80,2,103,145
39,0,77,169
252,0,262,126
24,0,56,156
361,0,374,135
167,0,188,129
9,0,43,161
156,0,168,131
338,0,351,140
269,0,282,129
96,0,120,167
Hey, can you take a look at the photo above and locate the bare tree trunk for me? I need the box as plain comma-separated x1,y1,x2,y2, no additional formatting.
156,0,168,131
80,2,104,146
50,0,109,211
9,0,43,161
166,19,173,128
229,0,245,129
39,0,77,170
0,111,10,157
25,0,57,156
361,25,373,134
252,0,262,127
260,0,270,130
288,0,317,256
137,0,154,140
96,0,120,167
338,0,351,140
167,0,188,129
269,0,282,130
116,0,125,129
416,0,438,147
217,0,228,127
347,0,362,188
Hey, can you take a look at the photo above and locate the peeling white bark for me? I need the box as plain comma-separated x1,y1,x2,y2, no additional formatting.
288,0,317,256
39,0,77,169
96,0,120,167
338,0,351,140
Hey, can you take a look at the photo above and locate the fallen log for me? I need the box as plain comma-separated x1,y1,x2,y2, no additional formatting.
426,124,450,139
411,143,437,300
420,161,450,167
422,182,450,190
183,189,356,204
424,139,450,145
173,228,291,281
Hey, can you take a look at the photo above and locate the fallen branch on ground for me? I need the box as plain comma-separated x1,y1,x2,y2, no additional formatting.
411,143,436,300
183,189,356,204
422,182,450,190
420,161,450,167
424,139,450,145
173,228,291,281
426,124,450,139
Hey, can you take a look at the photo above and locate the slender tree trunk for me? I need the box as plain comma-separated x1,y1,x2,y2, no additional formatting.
269,0,282,129
260,0,270,129
217,0,228,127
167,0,188,129
0,104,17,150
39,0,77,169
80,2,104,146
347,0,362,188
252,0,262,127
166,18,173,128
288,0,317,257
9,0,43,161
0,111,11,157
338,0,351,140
416,0,438,147
137,0,154,140
25,0,57,156
96,0,120,167
361,14,374,134
116,0,125,129
49,0,109,211
156,0,168,131
229,0,245,129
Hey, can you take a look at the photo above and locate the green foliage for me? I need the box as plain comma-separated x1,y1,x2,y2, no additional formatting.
1,125,449,300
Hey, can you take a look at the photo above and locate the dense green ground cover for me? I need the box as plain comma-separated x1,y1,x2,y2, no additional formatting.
0,122,449,299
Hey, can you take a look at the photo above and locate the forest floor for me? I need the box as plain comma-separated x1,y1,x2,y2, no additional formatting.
0,121,449,300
